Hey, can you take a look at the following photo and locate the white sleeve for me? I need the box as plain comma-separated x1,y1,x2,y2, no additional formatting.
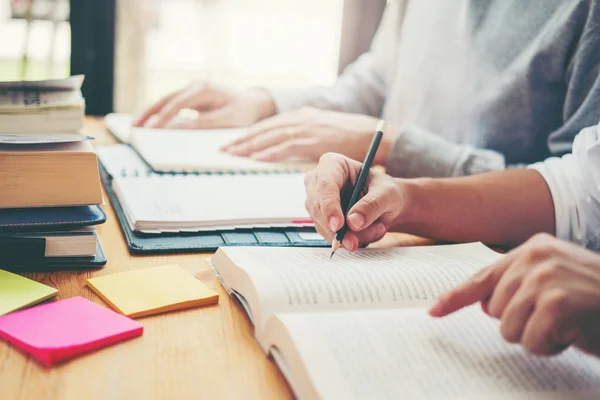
529,123,600,250
268,1,402,117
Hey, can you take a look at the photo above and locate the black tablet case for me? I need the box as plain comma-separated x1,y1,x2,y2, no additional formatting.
99,158,328,254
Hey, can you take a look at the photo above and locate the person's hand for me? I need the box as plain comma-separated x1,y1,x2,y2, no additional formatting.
222,107,396,164
304,153,410,251
430,233,600,357
133,82,276,129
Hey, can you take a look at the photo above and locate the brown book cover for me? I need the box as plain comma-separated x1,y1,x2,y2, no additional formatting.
0,141,103,208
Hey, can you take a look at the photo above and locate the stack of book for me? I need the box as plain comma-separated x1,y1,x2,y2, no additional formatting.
0,76,85,134
0,76,106,270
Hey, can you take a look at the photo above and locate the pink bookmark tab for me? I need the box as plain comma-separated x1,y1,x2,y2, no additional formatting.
291,219,314,224
0,296,143,366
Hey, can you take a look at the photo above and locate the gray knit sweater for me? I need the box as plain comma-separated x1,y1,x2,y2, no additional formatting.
271,0,600,178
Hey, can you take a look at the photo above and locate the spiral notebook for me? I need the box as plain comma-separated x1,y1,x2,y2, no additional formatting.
104,113,314,173
96,144,328,253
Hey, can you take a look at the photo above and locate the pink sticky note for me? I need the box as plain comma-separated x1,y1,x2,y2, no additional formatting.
0,296,143,366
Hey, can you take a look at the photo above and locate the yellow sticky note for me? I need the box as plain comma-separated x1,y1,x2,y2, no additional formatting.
86,265,219,318
0,270,58,316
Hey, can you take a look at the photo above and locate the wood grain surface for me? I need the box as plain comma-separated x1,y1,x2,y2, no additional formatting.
0,118,431,400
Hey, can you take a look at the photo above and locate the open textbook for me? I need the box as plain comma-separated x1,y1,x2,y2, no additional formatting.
104,113,315,173
210,243,600,400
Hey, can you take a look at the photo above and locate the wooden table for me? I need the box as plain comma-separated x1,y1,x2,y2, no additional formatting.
1,118,431,400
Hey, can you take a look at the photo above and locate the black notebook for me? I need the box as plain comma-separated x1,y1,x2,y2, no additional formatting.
97,144,328,254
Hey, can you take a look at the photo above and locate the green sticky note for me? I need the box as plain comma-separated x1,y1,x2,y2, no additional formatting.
0,270,58,316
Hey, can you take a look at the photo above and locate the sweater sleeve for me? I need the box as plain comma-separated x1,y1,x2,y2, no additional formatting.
268,1,403,117
529,123,600,250
386,2,600,179
384,125,507,178
545,10,600,157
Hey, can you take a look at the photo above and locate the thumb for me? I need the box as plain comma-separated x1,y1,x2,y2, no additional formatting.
345,179,399,232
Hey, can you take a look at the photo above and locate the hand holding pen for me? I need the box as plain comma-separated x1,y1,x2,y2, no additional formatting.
303,120,405,255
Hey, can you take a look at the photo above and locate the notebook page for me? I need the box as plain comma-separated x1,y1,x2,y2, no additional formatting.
267,307,600,400
130,127,314,173
96,144,153,177
112,173,310,230
104,113,134,143
218,243,502,329
104,113,206,144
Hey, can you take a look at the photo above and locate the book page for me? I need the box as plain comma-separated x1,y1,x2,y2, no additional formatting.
0,89,84,112
219,244,502,327
267,307,600,400
130,126,314,173
96,144,153,177
112,173,310,231
0,75,84,91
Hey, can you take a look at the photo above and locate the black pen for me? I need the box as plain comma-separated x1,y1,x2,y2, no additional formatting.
330,120,385,258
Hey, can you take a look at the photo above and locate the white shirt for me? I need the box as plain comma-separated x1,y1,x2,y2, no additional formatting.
271,0,600,178
530,122,600,250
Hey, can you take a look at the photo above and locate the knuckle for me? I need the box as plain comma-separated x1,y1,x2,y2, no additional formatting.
240,143,253,153
526,234,557,256
381,178,397,192
500,274,524,296
320,198,338,212
316,178,332,193
540,288,570,315
286,140,302,150
531,261,562,285
529,232,554,244
319,152,341,164
361,195,381,213
521,244,552,265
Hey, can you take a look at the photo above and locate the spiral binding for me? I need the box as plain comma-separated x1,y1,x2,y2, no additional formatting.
100,143,306,179
117,167,303,178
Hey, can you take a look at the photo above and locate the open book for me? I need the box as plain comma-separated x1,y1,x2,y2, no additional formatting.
104,113,315,173
210,244,600,400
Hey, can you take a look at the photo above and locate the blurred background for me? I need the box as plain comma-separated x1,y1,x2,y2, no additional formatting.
0,0,385,114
